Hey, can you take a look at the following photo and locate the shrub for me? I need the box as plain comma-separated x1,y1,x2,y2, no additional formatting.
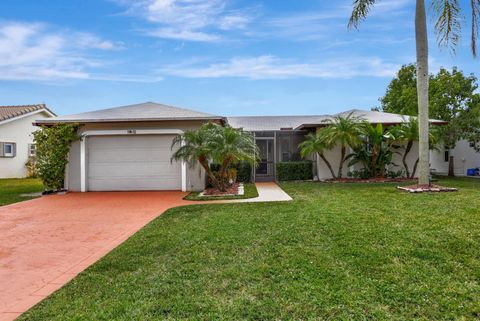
235,161,252,183
276,161,313,181
33,124,79,191
25,156,38,178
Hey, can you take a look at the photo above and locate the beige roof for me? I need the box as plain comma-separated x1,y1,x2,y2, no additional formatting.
0,104,55,122
227,115,329,131
295,109,447,130
36,102,223,124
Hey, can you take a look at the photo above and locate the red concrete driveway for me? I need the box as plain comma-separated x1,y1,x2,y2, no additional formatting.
0,192,194,321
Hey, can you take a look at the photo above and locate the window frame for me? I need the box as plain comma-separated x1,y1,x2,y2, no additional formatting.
3,142,15,157
29,143,36,156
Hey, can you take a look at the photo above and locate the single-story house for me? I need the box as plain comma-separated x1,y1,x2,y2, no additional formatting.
35,102,469,192
0,104,55,178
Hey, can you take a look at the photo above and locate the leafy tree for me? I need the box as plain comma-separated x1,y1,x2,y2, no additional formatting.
350,0,480,185
172,122,258,192
321,113,363,178
380,64,419,116
299,130,337,179
33,124,79,191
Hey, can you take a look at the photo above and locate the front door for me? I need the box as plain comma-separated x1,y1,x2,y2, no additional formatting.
255,139,275,181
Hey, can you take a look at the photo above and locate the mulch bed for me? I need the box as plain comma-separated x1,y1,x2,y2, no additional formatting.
324,178,415,183
397,184,458,193
202,183,240,196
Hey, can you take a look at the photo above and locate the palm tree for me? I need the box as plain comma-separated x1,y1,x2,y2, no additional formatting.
349,0,480,185
171,122,220,189
321,113,363,178
209,125,259,191
393,118,419,178
172,122,258,192
299,130,337,178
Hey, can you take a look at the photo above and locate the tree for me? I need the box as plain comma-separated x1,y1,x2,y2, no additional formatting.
299,130,337,179
172,122,258,192
380,64,419,116
33,124,79,191
350,0,480,185
321,113,363,178
381,66,480,176
392,118,419,178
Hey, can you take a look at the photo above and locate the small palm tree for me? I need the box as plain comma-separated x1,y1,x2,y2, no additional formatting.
209,125,259,191
392,118,419,178
172,122,258,192
299,130,337,179
349,0,480,185
321,113,363,178
171,122,220,189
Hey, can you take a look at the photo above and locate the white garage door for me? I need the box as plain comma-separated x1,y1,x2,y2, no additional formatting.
87,135,182,191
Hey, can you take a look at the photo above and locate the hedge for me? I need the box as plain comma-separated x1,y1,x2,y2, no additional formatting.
210,161,252,183
276,161,313,181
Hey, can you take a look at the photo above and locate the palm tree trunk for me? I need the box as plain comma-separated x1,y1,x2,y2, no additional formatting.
199,156,221,191
318,152,337,179
410,157,420,178
415,0,430,185
338,145,346,178
402,140,413,178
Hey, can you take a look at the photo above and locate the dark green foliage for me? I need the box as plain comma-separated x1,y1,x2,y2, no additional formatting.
33,124,79,191
276,161,313,181
235,161,252,183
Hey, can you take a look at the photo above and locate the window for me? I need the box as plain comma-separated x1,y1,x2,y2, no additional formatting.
444,149,449,162
28,143,36,156
3,143,15,157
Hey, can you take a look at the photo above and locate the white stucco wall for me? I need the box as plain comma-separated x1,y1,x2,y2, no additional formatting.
0,111,52,178
430,140,480,176
315,142,421,180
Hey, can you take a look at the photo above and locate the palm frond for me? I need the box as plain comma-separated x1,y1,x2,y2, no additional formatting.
432,0,462,54
348,0,378,29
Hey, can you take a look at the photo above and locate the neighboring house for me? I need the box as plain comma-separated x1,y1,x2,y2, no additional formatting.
35,102,450,192
431,140,480,176
0,104,56,178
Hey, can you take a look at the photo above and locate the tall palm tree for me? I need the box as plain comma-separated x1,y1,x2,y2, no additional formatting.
349,0,480,185
299,130,337,178
322,113,363,178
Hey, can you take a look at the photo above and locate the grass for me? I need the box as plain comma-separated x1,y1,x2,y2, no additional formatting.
184,183,258,201
0,178,43,206
20,177,480,320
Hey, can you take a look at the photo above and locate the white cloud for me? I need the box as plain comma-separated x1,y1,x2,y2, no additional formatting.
159,55,400,79
115,0,253,42
0,22,138,81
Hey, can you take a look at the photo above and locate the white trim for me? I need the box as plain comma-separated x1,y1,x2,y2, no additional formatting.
0,109,55,126
80,129,185,192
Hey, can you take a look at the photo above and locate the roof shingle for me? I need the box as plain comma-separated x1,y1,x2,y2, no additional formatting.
0,104,54,122
36,102,223,124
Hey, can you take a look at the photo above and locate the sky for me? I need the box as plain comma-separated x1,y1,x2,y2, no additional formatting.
0,0,478,117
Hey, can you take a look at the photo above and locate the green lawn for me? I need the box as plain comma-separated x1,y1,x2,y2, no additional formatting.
184,183,259,201
20,177,480,320
0,178,43,206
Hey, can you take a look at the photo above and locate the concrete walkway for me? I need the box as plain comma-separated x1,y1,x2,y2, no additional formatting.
0,182,291,321
221,182,292,203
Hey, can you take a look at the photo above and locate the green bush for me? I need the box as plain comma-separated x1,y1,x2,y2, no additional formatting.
276,161,313,181
236,161,252,183
33,124,79,191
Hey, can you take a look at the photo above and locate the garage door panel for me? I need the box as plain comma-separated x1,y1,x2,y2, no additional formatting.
89,148,177,163
89,177,181,191
88,162,181,178
87,135,182,191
